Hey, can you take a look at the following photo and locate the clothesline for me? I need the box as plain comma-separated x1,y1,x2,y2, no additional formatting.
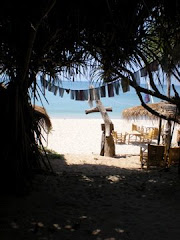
40,60,159,101
40,77,129,101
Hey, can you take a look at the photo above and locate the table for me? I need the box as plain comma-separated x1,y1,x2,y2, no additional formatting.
127,130,143,144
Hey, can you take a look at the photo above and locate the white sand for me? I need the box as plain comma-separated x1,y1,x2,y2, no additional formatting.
44,118,179,156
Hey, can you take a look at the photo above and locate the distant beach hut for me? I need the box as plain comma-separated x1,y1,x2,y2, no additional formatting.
122,101,179,145
122,101,179,121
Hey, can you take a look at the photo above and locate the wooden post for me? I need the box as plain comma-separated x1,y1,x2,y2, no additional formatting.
96,100,115,157
100,127,105,156
157,118,162,145
85,107,112,114
101,123,115,157
85,99,115,157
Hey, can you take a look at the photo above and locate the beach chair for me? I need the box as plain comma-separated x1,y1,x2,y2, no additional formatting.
132,123,138,131
126,124,142,143
136,125,145,134
112,131,127,144
141,128,159,143
140,144,166,169
140,130,153,143
152,128,159,139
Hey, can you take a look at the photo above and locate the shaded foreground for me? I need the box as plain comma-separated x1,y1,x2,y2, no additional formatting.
1,154,180,240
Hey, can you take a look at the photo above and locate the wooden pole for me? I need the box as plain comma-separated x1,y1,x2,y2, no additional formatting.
85,107,112,114
157,118,162,145
96,100,115,157
85,97,115,157
85,85,115,157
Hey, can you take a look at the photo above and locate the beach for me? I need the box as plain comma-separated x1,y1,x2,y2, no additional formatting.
43,117,179,173
45,118,178,156
1,118,180,240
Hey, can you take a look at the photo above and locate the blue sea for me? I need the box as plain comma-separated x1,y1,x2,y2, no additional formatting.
35,80,180,119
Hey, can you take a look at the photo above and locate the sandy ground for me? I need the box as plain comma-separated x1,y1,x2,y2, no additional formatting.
1,154,180,240
44,118,179,156
1,119,180,240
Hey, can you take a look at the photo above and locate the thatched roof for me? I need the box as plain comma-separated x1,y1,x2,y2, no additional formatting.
33,105,52,133
122,102,179,120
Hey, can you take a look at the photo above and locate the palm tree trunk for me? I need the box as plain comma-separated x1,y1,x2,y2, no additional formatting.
167,72,171,98
165,72,172,164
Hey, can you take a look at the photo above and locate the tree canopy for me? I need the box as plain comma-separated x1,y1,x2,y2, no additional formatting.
1,1,180,117
1,0,180,191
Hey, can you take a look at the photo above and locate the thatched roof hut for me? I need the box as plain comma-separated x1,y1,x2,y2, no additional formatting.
33,105,52,133
122,101,180,145
122,102,179,121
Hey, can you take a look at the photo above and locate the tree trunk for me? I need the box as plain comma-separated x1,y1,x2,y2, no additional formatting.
167,72,171,98
104,135,116,157
85,91,116,157
100,131,105,156
97,100,115,157
0,83,50,193
101,123,115,157
165,72,172,155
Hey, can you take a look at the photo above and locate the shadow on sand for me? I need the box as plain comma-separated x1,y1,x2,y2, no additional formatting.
1,154,180,240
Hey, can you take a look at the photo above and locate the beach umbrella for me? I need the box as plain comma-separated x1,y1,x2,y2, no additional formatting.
122,101,179,145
